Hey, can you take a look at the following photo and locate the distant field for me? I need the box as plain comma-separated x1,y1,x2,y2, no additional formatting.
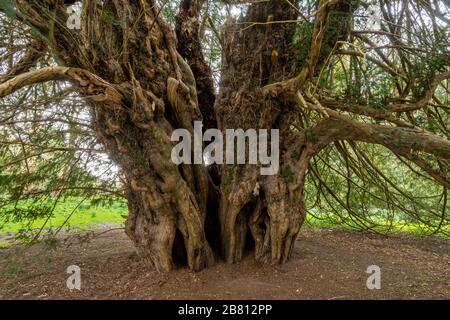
0,198,127,235
307,215,449,237
0,198,447,238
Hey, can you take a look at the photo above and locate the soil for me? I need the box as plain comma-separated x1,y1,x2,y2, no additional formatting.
0,226,448,300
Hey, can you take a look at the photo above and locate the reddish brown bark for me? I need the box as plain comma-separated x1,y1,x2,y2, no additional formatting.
2,0,448,272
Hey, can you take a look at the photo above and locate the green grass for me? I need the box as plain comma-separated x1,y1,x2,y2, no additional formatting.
0,197,127,235
307,213,450,237
1,198,447,238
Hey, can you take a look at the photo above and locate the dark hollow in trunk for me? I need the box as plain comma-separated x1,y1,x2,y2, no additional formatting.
91,0,311,272
4,0,449,273
11,0,345,272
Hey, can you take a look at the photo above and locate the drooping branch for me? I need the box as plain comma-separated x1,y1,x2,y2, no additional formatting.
314,119,450,160
385,71,450,113
299,93,450,161
0,66,123,106
304,115,450,188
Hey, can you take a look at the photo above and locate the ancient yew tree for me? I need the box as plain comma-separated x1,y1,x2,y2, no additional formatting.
0,0,449,272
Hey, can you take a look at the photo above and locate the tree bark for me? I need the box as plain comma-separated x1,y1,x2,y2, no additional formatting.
214,1,310,264
52,0,217,272
7,0,448,272
5,0,323,271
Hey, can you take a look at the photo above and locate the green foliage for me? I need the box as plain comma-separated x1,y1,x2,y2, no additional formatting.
282,165,294,183
100,6,123,28
0,0,449,241
0,0,15,19
293,22,314,66
0,197,127,236
306,142,449,236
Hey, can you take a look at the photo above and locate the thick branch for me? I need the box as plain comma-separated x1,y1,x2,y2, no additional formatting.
301,95,450,161
308,117,450,187
0,66,123,105
0,66,69,97
386,71,450,113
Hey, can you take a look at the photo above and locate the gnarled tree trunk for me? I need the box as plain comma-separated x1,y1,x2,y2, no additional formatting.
3,0,346,272
4,0,449,272
215,1,309,264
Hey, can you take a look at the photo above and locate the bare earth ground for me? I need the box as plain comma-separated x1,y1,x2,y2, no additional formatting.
0,227,449,300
